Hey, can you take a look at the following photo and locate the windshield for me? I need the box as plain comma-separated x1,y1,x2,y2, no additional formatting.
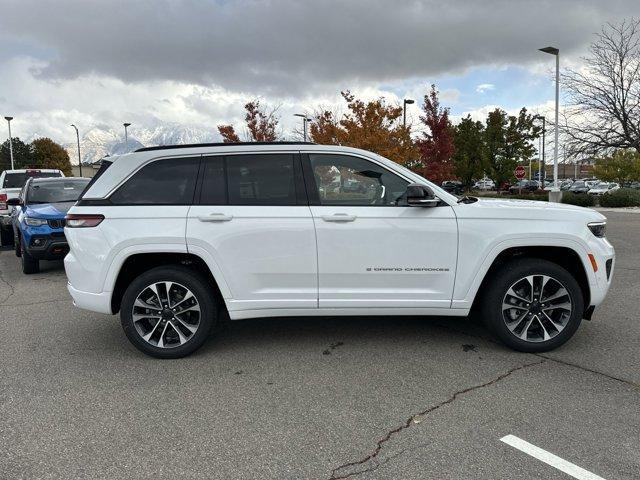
2,171,62,188
572,181,585,187
27,179,90,204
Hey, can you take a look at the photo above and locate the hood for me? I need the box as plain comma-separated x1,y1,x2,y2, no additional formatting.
456,197,605,222
25,202,75,219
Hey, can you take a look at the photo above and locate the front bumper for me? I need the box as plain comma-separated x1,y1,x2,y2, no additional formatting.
24,233,69,260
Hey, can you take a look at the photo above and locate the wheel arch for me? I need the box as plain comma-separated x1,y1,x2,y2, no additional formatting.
469,245,591,315
110,252,227,314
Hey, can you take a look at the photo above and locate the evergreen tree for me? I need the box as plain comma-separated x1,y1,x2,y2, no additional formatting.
0,138,33,170
452,116,486,188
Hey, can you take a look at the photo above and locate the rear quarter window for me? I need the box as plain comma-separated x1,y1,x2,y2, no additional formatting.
110,157,199,205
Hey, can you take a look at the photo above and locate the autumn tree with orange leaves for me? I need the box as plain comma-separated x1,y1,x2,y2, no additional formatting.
218,100,280,142
414,85,456,184
309,91,417,165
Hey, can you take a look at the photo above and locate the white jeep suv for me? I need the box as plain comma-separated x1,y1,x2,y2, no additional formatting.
64,143,615,358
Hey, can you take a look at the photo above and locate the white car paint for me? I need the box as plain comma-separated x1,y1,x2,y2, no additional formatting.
64,144,615,322
588,182,620,195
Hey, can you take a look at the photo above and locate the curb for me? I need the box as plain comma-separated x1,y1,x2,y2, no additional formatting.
594,207,640,214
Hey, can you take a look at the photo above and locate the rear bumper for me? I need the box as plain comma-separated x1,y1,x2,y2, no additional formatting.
67,282,113,315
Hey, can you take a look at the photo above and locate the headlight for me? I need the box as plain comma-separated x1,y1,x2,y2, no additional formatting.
25,217,47,227
588,221,606,238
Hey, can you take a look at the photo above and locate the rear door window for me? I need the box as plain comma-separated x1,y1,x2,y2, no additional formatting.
226,154,297,206
199,156,227,205
110,157,199,205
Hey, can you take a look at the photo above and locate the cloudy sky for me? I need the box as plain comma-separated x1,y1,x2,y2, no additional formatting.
0,0,636,154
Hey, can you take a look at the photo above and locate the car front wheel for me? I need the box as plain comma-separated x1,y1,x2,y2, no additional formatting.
481,258,584,352
21,242,40,274
120,265,218,358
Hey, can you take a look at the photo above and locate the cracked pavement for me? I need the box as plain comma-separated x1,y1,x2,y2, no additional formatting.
1,212,639,479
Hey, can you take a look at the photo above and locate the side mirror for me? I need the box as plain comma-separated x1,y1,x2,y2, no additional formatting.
406,183,439,207
6,198,21,206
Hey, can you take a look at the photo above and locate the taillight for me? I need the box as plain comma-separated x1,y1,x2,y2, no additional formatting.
0,193,7,210
65,213,105,228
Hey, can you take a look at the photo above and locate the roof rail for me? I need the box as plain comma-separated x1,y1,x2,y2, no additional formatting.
135,141,316,153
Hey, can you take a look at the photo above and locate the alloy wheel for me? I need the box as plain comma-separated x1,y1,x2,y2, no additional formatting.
131,281,201,348
502,275,573,343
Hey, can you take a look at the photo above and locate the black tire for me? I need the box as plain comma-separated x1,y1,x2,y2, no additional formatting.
14,231,21,257
0,226,13,247
480,258,584,352
120,265,217,359
21,242,40,274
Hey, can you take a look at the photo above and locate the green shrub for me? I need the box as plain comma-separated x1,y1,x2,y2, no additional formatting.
599,188,640,208
561,192,595,207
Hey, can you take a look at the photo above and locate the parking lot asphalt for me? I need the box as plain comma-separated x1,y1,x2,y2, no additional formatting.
1,212,639,480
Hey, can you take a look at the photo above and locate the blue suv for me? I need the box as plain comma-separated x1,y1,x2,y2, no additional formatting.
8,177,90,274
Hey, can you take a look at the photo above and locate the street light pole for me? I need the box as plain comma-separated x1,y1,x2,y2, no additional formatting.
71,125,83,177
534,115,546,188
539,46,560,199
294,114,312,142
4,117,14,170
123,123,131,151
403,99,415,128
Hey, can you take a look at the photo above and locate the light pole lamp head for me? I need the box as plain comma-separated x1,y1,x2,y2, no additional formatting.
123,122,131,128
403,99,415,105
4,116,13,122
539,46,559,56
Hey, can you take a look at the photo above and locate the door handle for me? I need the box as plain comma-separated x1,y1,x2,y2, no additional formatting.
197,213,233,222
321,213,357,222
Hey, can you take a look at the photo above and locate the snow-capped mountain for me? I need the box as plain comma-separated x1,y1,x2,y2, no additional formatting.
65,123,217,165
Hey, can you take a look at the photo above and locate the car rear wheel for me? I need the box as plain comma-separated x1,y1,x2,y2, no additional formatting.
481,258,584,352
120,265,218,359
21,241,40,274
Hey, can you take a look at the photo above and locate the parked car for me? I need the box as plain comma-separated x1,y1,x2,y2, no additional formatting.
0,169,64,246
568,181,590,194
9,177,89,273
588,182,620,196
509,180,539,194
560,180,574,191
473,178,495,190
65,142,614,358
441,180,464,195
583,179,600,190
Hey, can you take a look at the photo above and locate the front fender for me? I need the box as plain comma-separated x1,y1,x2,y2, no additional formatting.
452,235,595,309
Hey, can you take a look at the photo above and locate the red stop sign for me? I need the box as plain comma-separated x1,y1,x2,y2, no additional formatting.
514,166,526,180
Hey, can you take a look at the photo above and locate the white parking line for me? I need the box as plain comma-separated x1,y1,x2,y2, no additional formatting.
500,434,607,480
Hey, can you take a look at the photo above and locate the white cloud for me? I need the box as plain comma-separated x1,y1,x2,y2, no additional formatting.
476,83,495,93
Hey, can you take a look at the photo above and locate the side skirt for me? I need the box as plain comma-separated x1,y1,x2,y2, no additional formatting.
228,307,469,321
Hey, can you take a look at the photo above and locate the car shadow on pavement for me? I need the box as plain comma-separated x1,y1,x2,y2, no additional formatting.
196,314,502,358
